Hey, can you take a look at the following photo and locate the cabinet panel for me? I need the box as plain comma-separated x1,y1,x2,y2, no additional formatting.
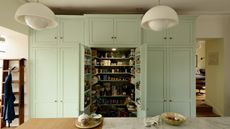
147,102,164,117
33,28,58,44
146,48,166,116
60,18,85,45
89,18,114,44
60,47,79,117
115,19,140,45
168,21,193,45
168,48,194,117
168,48,192,101
33,48,58,117
35,103,58,118
169,102,191,117
142,29,166,44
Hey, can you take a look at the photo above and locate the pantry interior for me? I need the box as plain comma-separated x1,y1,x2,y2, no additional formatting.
82,47,141,117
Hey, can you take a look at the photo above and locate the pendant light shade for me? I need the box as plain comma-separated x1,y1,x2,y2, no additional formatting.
15,2,58,30
141,5,179,31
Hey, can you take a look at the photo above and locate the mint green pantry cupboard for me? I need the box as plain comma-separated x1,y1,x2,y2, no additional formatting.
142,16,196,117
144,47,195,117
29,15,196,118
30,16,84,118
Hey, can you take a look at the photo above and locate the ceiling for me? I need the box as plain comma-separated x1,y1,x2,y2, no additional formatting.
20,0,230,15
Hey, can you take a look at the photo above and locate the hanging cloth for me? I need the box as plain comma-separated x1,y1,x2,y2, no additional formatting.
3,70,16,126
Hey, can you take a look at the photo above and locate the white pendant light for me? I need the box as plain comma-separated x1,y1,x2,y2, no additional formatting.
141,0,179,31
15,1,58,30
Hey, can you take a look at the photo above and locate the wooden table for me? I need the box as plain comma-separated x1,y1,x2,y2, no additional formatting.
15,117,230,129
15,118,102,129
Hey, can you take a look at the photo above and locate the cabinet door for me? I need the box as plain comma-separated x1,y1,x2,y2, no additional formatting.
168,48,195,117
32,48,58,118
32,28,58,45
60,47,80,117
115,18,140,45
89,18,114,45
142,29,166,45
146,47,167,116
60,17,85,45
167,20,194,45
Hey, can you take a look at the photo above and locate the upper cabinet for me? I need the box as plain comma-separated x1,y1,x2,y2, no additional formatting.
31,16,85,46
142,16,196,46
86,15,142,46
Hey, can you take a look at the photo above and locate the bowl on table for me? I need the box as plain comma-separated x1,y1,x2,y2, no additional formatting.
160,112,186,126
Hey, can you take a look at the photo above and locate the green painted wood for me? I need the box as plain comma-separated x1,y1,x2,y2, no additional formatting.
115,18,141,45
60,17,85,45
168,47,194,117
146,47,167,117
88,15,141,46
33,48,59,118
145,47,195,117
60,47,80,117
167,20,194,45
142,16,195,46
89,18,114,45
32,27,58,45
142,29,166,45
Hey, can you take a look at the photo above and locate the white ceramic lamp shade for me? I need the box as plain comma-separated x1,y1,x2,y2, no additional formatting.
141,5,179,31
15,3,58,30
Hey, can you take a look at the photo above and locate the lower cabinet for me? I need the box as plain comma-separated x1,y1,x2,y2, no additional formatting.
31,46,80,118
145,47,195,117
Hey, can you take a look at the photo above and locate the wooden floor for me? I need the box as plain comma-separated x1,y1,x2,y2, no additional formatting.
196,89,220,117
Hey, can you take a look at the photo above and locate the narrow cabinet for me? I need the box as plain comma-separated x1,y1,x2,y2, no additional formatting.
31,48,59,118
60,47,80,117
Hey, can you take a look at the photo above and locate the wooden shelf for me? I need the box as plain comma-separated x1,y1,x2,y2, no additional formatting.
1,59,25,127
98,80,129,82
99,95,127,98
94,65,134,67
101,104,126,106
96,72,132,75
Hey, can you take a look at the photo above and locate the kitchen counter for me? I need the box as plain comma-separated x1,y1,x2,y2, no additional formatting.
16,117,230,129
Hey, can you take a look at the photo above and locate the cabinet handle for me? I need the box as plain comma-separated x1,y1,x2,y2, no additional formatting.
60,100,63,102
54,100,57,102
169,100,172,102
163,100,167,102
60,37,63,39
164,37,167,40
111,37,114,39
169,37,173,40
114,37,117,39
54,37,57,39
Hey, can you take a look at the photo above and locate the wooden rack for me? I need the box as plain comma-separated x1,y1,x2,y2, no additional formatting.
0,59,25,128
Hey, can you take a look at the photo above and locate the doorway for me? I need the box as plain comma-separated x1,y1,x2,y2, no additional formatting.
196,38,224,117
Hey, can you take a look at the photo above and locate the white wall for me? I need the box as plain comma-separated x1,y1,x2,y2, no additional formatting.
205,39,224,116
196,15,230,116
196,40,205,69
0,0,28,35
0,26,29,124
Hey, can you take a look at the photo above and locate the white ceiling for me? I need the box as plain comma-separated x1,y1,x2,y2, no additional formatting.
21,0,230,15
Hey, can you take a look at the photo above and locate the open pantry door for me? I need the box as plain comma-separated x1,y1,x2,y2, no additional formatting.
135,44,147,118
79,44,92,114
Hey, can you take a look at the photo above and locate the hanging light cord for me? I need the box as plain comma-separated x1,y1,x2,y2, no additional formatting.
158,0,161,5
